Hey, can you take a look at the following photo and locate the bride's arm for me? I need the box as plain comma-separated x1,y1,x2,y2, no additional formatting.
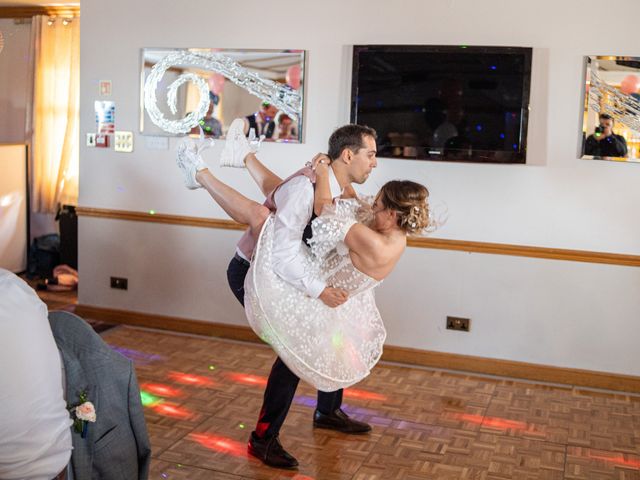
312,154,333,217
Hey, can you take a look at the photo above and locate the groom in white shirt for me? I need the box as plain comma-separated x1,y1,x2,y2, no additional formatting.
225,124,378,469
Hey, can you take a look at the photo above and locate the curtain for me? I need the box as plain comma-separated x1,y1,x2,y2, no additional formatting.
28,15,79,213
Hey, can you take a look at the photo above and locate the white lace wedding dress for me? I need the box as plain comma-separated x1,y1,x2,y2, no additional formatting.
244,198,386,392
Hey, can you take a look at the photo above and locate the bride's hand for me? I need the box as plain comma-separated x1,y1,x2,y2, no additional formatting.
311,153,330,174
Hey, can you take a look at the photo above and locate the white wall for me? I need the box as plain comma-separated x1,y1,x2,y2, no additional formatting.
78,0,640,376
0,19,30,143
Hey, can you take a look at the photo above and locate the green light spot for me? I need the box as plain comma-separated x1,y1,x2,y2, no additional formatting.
140,390,162,407
332,331,343,349
149,210,156,215
239,423,245,429
460,45,468,49
208,365,215,370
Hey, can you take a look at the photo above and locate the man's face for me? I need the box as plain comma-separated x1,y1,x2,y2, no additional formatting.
261,104,278,121
346,135,377,184
599,118,614,136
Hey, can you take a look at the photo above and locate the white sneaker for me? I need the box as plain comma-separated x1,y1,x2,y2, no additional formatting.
176,138,208,190
220,118,256,168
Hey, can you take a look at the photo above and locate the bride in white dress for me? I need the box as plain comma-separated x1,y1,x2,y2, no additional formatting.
176,130,432,391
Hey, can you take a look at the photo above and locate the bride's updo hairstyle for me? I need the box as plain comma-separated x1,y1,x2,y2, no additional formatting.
379,180,432,234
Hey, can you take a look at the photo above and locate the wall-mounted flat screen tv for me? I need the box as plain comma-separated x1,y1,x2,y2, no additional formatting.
351,45,532,163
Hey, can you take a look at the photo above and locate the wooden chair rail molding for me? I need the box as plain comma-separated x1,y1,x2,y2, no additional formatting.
76,206,640,267
75,304,640,393
0,6,80,18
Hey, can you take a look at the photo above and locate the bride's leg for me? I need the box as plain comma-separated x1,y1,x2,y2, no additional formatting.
245,152,282,197
195,168,269,235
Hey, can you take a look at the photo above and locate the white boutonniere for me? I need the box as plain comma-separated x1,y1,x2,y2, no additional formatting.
68,390,96,438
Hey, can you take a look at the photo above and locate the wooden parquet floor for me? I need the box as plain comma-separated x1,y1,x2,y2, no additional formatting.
28,285,640,478
94,326,640,480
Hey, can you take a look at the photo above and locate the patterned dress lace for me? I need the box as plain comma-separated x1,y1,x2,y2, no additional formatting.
244,198,386,392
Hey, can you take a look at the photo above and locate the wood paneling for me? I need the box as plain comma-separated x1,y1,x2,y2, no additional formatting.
76,206,640,267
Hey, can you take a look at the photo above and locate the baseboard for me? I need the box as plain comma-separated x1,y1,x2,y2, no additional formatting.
75,304,640,394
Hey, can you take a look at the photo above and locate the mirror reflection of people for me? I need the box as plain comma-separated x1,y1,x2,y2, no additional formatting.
584,113,628,158
241,101,278,139
274,113,297,141
190,91,223,138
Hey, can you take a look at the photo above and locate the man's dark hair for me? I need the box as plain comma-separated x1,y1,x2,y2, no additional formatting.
599,113,614,123
327,124,377,161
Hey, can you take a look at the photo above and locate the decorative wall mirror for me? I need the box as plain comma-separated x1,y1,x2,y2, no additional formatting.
140,48,305,143
581,56,640,162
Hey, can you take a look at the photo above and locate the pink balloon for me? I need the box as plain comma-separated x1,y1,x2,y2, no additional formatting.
208,74,226,95
286,65,301,90
620,75,640,95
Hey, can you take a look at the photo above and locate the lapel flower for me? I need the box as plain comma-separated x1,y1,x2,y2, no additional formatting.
68,390,96,438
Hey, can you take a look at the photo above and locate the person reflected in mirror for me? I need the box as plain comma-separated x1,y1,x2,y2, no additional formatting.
241,101,278,139
584,113,628,158
274,113,297,141
190,91,223,138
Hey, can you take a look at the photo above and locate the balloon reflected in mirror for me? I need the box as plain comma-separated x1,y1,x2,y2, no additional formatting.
581,56,640,162
140,48,305,143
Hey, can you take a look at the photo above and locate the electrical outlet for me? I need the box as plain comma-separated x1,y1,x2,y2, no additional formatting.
110,277,128,290
86,133,96,147
446,316,470,332
114,131,134,152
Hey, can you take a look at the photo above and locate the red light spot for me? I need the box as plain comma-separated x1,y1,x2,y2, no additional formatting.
189,433,247,457
454,413,528,431
168,371,214,387
344,389,387,401
141,383,182,398
226,373,268,387
588,452,640,468
152,403,194,419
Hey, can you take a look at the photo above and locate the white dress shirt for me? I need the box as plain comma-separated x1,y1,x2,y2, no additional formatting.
270,167,343,298
0,269,72,480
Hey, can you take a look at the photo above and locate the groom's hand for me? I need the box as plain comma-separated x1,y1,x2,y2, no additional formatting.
319,287,348,308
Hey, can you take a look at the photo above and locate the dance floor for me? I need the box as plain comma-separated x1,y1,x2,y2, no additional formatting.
37,287,640,479
98,325,640,480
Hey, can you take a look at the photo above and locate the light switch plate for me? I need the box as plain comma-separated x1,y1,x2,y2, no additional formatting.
114,131,133,152
86,133,96,147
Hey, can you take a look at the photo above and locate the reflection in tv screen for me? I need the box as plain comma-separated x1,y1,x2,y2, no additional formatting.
351,45,532,163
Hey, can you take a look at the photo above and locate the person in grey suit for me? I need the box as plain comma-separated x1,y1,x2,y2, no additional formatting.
48,311,152,479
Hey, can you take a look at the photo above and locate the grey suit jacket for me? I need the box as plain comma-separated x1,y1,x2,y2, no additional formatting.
48,311,151,480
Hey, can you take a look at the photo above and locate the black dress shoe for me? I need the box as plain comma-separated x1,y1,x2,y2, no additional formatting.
313,408,372,434
247,432,299,469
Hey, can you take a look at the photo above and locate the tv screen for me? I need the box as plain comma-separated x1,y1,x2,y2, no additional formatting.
351,45,532,163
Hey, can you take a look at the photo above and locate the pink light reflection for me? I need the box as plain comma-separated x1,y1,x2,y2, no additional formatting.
453,413,528,431
141,382,183,398
226,372,268,387
168,371,214,387
588,452,640,469
344,388,387,402
189,433,247,457
152,403,194,420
